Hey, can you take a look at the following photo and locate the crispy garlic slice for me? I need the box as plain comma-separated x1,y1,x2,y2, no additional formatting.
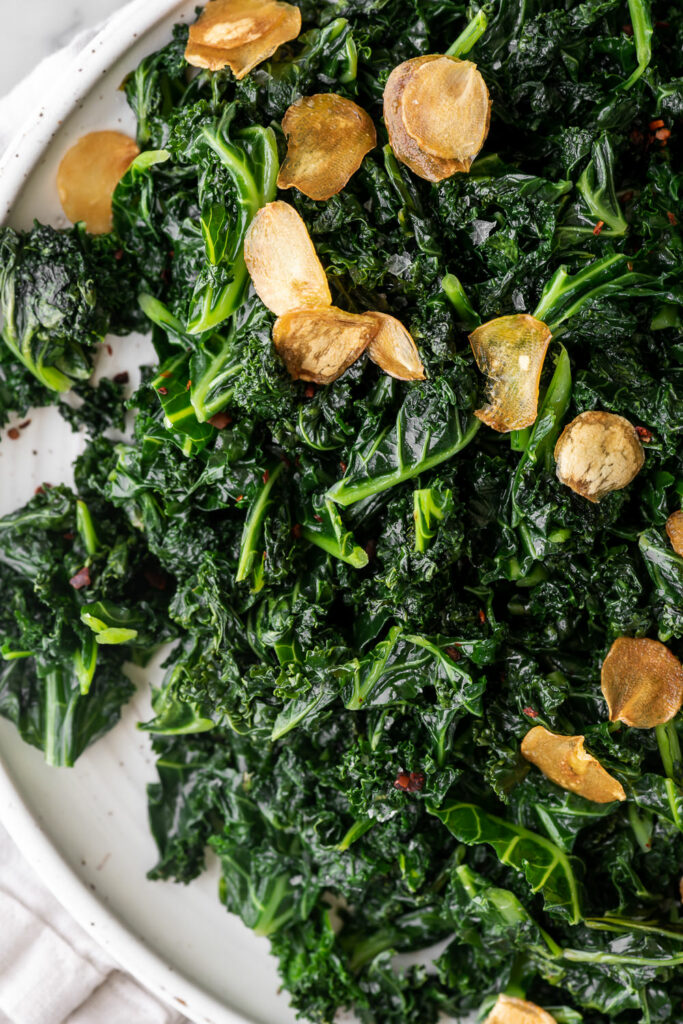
601,637,683,729
57,131,140,235
384,57,468,182
366,312,425,381
185,0,301,78
485,994,558,1024
554,410,644,502
468,314,551,432
666,510,683,557
244,201,331,316
277,94,377,201
521,726,626,804
401,56,490,164
273,307,377,385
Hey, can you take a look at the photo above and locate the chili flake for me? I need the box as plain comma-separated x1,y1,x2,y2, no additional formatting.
208,412,232,429
635,425,653,443
593,220,605,236
69,566,91,590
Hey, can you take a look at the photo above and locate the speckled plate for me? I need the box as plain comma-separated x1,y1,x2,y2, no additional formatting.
0,4,299,1022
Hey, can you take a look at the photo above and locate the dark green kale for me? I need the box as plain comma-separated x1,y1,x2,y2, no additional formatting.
3,0,683,1022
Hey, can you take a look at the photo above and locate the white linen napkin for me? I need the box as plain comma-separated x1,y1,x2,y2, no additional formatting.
0,11,190,1024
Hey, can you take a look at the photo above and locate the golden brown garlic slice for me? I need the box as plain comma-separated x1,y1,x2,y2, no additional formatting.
384,57,469,182
244,201,331,316
601,637,683,729
57,131,140,235
468,314,551,432
277,94,377,201
666,510,683,557
554,410,644,502
273,307,377,384
485,994,558,1024
521,726,626,804
185,0,301,78
401,56,490,165
365,312,425,381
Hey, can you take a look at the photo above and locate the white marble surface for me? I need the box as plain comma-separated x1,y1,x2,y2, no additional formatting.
0,0,126,98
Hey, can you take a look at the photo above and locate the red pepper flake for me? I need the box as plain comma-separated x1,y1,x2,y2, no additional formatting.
656,128,671,144
63,532,74,540
445,645,461,662
106,344,113,356
622,23,633,35
160,370,172,379
627,261,634,271
292,523,302,539
593,220,605,236
635,425,653,443
621,190,634,203
304,383,316,398
113,371,129,385
630,128,644,145
649,119,665,130
34,486,44,495
114,249,124,261
144,568,167,591
69,566,91,590
208,412,232,429
478,609,486,625
313,514,323,522
523,706,539,718
186,380,192,391
394,770,426,793
667,211,678,226
157,386,168,395
7,428,19,440
262,470,270,484
339,461,347,473
18,420,31,430
236,494,244,502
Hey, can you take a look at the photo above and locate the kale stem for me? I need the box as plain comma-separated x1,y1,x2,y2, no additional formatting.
656,721,682,782
236,461,286,583
441,273,480,329
446,7,490,57
336,818,375,852
627,802,653,853
622,0,653,91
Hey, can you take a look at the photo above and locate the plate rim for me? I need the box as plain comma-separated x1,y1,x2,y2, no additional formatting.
0,5,256,1023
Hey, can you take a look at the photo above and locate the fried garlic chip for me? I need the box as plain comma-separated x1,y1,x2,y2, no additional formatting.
277,94,377,201
244,201,331,316
468,314,551,432
666,510,683,557
185,0,300,78
384,57,468,182
273,307,377,385
601,637,683,729
366,312,425,381
554,410,644,502
521,726,626,804
57,131,139,235
401,57,490,165
485,994,558,1024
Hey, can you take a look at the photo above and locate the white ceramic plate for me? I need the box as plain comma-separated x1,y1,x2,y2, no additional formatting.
0,4,301,1022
